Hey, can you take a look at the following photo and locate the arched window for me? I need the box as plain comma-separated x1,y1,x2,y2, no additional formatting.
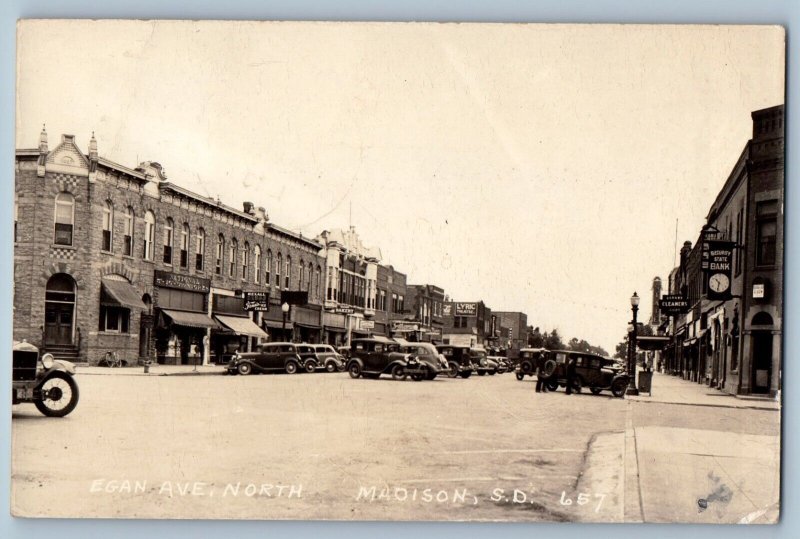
242,242,250,281
123,206,134,256
276,253,282,288
163,217,174,264
101,201,114,251
316,265,322,300
285,255,292,289
195,228,205,271
180,223,189,267
143,211,155,260
307,262,313,294
299,260,305,291
752,312,774,326
228,238,238,277
54,192,75,246
266,250,272,285
254,245,262,284
216,234,224,275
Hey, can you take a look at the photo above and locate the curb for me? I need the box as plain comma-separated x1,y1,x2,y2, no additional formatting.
626,397,778,412
76,370,226,377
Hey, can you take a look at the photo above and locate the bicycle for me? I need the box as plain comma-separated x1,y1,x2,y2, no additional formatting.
104,351,122,368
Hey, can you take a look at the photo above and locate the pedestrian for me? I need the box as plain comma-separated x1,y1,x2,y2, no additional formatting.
535,352,549,393
565,355,576,395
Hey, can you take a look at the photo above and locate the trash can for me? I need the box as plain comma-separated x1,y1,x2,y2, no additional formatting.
638,369,653,395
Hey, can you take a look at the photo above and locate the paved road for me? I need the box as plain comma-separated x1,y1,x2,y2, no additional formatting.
10,371,779,522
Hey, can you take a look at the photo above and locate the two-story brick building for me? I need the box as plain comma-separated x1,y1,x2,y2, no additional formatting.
14,128,325,366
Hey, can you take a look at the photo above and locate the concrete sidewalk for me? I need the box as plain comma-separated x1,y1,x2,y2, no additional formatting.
627,371,779,411
75,364,227,376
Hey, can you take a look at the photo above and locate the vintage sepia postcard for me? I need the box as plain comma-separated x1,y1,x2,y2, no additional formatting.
11,20,784,523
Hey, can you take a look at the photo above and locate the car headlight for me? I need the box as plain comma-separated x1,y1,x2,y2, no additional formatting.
40,353,55,369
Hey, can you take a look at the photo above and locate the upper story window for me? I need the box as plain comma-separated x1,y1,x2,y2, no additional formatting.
143,211,155,261
276,253,282,288
242,242,250,281
299,261,305,291
285,255,292,289
53,192,75,246
307,262,313,294
266,250,272,286
163,217,174,264
756,200,779,266
196,228,205,271
254,245,262,284
315,265,321,300
180,223,189,268
102,201,113,251
123,206,134,256
228,239,238,278
216,234,224,275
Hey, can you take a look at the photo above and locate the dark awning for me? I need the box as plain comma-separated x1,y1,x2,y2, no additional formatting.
635,336,671,351
214,315,268,338
262,319,294,330
162,309,220,329
101,278,147,310
294,322,321,330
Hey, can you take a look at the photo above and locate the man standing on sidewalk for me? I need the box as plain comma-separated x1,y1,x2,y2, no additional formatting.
565,355,576,395
534,351,549,393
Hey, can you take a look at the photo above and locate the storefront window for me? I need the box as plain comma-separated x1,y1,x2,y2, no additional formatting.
180,223,189,267
99,306,130,333
229,239,238,277
254,245,262,284
54,192,75,246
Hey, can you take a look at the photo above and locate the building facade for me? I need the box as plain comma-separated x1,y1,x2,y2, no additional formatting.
374,264,409,338
441,300,492,347
15,129,325,366
661,105,784,397
404,284,446,342
491,311,528,356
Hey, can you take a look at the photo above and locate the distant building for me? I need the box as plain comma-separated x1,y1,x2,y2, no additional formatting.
492,311,528,356
405,284,446,342
374,264,408,338
441,300,491,347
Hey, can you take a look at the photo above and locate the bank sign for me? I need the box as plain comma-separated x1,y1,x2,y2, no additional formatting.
703,240,735,301
454,302,478,316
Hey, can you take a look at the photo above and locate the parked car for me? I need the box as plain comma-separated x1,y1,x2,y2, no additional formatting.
346,337,426,381
515,348,548,380
397,342,446,380
295,344,322,373
12,340,79,417
488,355,510,374
313,344,346,372
227,342,304,375
435,345,475,378
542,350,630,397
337,346,351,361
470,348,499,376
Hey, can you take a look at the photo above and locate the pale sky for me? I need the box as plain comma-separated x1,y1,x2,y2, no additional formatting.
16,20,785,352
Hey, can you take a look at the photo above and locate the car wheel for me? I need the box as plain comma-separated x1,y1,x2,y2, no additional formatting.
590,387,603,395
447,362,459,378
546,380,559,391
348,362,362,379
237,363,252,376
325,361,337,373
34,371,80,417
426,370,437,380
459,372,472,379
477,370,486,376
304,361,316,373
488,370,496,376
285,361,298,375
611,379,627,398
391,364,407,381
520,361,533,374
516,372,524,381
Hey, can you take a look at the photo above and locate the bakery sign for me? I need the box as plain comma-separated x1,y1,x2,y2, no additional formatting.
154,270,211,293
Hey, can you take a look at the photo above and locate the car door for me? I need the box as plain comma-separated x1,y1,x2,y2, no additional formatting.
252,345,272,370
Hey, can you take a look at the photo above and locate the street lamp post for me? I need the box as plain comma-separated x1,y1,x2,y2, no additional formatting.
281,302,290,342
627,292,640,396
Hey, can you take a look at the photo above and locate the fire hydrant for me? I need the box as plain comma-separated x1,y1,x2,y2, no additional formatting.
143,360,152,374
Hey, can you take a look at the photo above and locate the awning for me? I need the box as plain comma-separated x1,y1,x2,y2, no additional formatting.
294,322,321,330
262,319,294,330
352,329,370,336
101,278,147,310
161,309,220,329
635,335,671,351
214,315,269,338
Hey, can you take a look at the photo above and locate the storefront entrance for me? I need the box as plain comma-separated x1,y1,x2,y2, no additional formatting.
751,331,773,394
44,274,76,346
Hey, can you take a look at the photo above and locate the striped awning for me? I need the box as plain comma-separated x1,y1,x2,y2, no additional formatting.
101,278,147,309
214,315,268,338
161,309,220,329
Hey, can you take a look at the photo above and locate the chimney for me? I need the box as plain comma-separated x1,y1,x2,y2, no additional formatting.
243,201,255,215
88,131,98,161
255,206,268,222
38,124,48,154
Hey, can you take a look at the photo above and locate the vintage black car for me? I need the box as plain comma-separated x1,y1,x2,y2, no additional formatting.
515,348,548,380
541,350,629,397
312,344,346,372
435,345,475,378
488,356,510,374
12,341,80,417
397,342,446,380
470,348,499,376
227,342,305,375
347,337,426,381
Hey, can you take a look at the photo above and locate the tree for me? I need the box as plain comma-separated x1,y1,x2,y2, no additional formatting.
544,329,564,350
528,326,545,348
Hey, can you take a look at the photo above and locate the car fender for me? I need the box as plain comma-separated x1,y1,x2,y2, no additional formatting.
51,359,77,375
347,358,365,371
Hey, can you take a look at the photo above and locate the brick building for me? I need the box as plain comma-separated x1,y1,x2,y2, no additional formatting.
491,311,528,356
14,129,325,366
374,264,409,338
404,284,446,342
441,300,492,347
661,105,784,397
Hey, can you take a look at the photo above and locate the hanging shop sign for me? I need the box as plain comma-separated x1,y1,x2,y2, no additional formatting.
705,240,734,301
280,290,308,305
660,294,689,315
244,292,270,311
